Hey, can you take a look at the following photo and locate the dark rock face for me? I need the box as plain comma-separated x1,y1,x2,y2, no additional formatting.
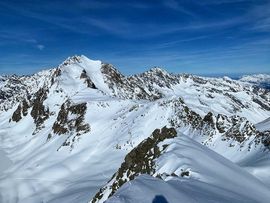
11,104,22,122
52,100,90,136
101,63,162,100
54,68,61,77
10,87,49,134
216,114,229,133
101,64,125,86
252,97,270,111
123,127,176,176
191,76,207,84
61,55,82,67
91,127,177,203
181,171,190,177
80,69,97,89
11,99,30,122
52,103,69,135
203,112,215,128
130,67,179,89
21,99,30,116
51,100,90,149
224,118,255,143
224,93,246,109
31,88,50,132
263,131,270,149
0,90,9,100
166,98,261,146
51,68,61,84
168,98,203,130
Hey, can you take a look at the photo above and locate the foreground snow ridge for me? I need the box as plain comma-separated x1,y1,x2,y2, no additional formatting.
0,55,269,203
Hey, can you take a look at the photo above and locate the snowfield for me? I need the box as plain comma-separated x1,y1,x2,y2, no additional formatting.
256,117,270,132
0,149,12,176
107,135,270,203
0,55,269,203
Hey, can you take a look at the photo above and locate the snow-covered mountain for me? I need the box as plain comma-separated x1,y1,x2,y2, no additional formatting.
105,134,270,203
0,55,270,203
240,74,270,89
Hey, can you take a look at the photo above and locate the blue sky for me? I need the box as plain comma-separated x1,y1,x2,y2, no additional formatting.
0,0,269,76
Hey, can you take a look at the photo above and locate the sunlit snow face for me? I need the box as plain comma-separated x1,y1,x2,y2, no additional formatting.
0,54,270,203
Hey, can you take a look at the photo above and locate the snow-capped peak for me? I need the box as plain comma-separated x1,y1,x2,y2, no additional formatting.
1,54,270,203
239,73,270,89
148,67,169,74
56,55,112,95
78,56,111,94
60,55,84,67
223,76,233,81
240,73,270,83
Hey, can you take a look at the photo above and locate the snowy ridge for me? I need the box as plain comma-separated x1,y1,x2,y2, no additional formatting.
0,69,55,111
106,135,270,203
0,55,270,203
240,73,270,83
256,117,270,132
240,74,270,89
91,124,270,203
1,55,270,123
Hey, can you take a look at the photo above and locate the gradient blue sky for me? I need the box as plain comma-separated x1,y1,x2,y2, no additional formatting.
0,0,269,76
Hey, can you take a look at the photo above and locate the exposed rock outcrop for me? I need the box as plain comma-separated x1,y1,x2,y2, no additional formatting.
51,100,90,149
91,127,177,203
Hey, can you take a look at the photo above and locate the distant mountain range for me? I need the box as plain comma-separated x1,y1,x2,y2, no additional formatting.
239,74,270,89
0,55,269,203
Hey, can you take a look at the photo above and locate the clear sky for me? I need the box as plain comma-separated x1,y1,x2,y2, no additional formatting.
0,0,269,76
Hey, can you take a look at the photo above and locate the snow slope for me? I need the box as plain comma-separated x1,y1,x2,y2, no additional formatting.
128,71,270,124
107,135,270,203
2,57,270,124
0,55,269,203
255,117,270,132
108,174,267,203
0,149,13,176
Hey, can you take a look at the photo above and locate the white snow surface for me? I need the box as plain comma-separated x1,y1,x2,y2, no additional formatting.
57,55,111,96
240,74,270,83
0,149,13,176
255,117,270,132
107,135,270,203
0,55,270,203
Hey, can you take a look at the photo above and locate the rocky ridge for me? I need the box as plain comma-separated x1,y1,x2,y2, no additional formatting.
0,55,270,203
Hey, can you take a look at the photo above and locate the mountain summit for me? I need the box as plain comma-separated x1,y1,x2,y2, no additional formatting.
0,55,270,203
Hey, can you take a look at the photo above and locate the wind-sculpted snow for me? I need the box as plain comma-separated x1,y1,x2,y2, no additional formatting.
0,55,270,203
91,127,177,203
106,135,270,203
256,117,270,132
1,55,270,123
